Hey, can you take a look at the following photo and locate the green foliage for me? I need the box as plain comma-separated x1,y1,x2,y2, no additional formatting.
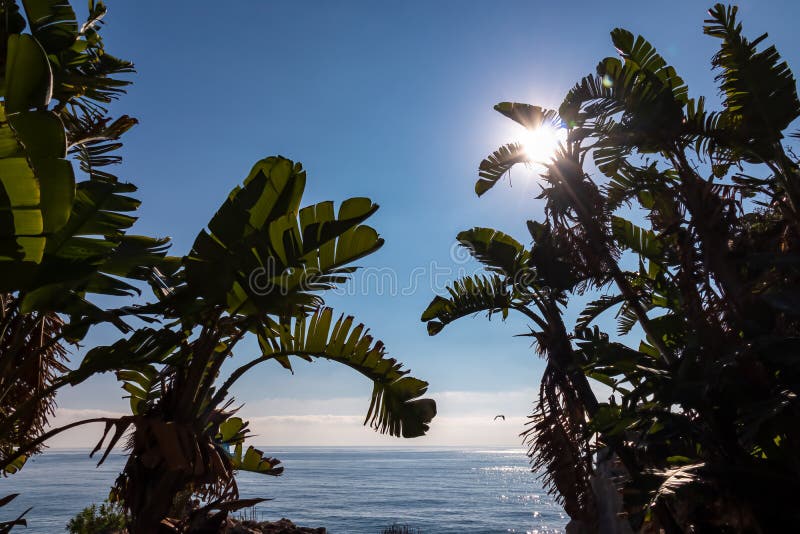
244,307,435,438
422,274,515,335
0,0,177,482
0,0,163,300
1,4,434,533
85,156,435,533
66,500,128,534
430,3,800,532
185,157,381,315
457,227,530,278
704,4,800,158
476,142,527,196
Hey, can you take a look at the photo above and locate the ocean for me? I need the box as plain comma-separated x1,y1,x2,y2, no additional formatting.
1,448,567,533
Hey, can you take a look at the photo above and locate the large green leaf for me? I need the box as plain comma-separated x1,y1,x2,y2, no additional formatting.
230,308,436,439
186,156,307,307
0,38,66,270
116,366,159,415
0,103,74,278
20,0,78,53
3,33,52,112
227,443,283,476
214,418,283,476
187,157,383,315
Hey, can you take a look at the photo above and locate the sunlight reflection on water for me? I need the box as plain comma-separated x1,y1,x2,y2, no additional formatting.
3,448,566,533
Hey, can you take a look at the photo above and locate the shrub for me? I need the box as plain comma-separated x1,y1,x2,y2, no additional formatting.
66,501,128,534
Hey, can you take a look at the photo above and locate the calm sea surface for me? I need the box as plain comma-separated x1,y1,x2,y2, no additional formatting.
1,448,567,533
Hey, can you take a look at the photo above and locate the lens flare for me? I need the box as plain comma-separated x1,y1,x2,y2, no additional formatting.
520,126,568,165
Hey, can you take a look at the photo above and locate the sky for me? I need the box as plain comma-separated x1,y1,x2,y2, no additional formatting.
50,0,800,449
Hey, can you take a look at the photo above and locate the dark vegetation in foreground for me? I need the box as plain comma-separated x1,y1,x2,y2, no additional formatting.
66,501,127,534
0,0,434,532
424,3,800,533
66,500,327,534
1,0,799,532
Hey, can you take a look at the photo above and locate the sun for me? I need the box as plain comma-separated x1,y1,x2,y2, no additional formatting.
519,125,568,165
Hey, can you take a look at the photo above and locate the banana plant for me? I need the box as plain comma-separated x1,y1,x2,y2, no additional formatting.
77,157,437,533
0,0,177,476
427,4,800,531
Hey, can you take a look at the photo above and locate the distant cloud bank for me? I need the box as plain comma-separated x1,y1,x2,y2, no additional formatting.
46,388,540,449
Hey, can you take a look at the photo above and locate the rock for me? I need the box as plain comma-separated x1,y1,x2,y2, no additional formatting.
226,517,325,534
227,521,260,534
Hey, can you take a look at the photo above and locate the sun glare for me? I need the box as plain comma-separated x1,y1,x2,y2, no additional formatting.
520,126,568,165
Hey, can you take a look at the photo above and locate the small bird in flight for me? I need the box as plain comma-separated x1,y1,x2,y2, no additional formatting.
493,414,505,421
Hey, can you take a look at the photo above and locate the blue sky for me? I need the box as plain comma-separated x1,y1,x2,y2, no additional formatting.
53,0,800,447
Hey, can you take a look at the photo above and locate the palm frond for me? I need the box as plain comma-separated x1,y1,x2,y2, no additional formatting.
226,443,283,477
65,114,137,180
186,157,383,315
456,227,530,278
603,161,667,209
576,294,626,332
494,102,561,129
616,300,642,336
476,142,527,196
116,366,161,415
239,308,436,439
610,28,689,105
610,216,664,263
704,4,800,152
522,365,595,522
648,462,705,510
71,327,185,385
0,493,29,533
560,40,686,143
421,274,522,335
19,0,78,53
49,1,134,114
16,176,178,314
0,296,68,474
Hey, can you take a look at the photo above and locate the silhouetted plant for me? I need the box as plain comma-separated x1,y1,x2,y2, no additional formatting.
83,156,436,533
0,0,176,475
0,3,436,533
425,4,800,532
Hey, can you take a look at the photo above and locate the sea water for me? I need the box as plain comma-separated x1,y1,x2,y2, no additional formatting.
1,448,567,533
